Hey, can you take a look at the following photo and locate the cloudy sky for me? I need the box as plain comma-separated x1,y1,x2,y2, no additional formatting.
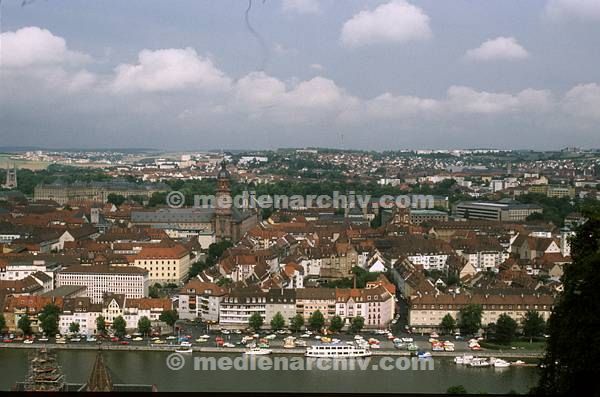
1,0,600,150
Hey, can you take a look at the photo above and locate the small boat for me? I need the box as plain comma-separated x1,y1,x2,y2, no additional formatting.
417,351,432,359
512,360,526,366
453,354,473,365
469,357,490,367
407,343,419,351
244,347,272,355
175,348,193,354
494,359,510,368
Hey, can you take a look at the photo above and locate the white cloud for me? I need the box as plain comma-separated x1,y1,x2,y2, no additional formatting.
0,26,90,68
110,48,231,93
563,83,600,120
363,93,441,119
545,0,600,21
446,86,552,114
465,37,529,62
340,0,432,48
233,72,357,124
282,0,321,14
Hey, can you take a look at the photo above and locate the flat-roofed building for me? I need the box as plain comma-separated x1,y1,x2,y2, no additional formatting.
56,265,149,303
453,201,542,222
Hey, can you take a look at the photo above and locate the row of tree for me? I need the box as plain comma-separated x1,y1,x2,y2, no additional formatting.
248,310,365,334
0,305,179,338
439,306,547,344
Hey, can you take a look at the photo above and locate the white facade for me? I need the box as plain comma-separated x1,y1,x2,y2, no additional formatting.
56,267,149,303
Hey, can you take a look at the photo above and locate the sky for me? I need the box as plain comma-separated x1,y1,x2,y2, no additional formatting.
1,0,600,151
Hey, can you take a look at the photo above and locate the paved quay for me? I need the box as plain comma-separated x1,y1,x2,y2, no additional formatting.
0,343,544,359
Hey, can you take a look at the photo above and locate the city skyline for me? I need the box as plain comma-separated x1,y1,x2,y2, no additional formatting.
1,0,600,150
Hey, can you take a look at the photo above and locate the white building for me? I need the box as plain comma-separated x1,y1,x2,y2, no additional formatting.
56,264,149,303
177,280,227,322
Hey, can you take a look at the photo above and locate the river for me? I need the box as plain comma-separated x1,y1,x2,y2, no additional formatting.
0,349,539,393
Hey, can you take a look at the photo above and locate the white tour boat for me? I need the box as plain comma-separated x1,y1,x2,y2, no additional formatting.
305,344,371,358
175,347,193,354
493,358,511,368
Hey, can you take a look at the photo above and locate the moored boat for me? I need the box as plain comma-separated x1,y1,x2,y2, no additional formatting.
468,357,490,367
305,344,371,358
244,347,272,355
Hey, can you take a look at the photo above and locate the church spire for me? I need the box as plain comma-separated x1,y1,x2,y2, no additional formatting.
87,351,113,392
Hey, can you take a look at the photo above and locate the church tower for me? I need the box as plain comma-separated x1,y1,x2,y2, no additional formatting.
214,161,233,241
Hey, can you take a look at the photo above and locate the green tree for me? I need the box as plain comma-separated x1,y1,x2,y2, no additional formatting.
440,314,456,335
458,304,483,335
350,316,365,334
159,310,179,332
290,314,304,333
522,310,546,340
537,209,600,395
112,316,127,338
249,312,264,331
329,315,344,333
270,312,285,331
0,314,6,333
447,385,467,394
308,310,325,332
96,315,107,335
17,316,32,336
107,193,126,206
69,322,80,335
494,314,518,344
38,304,61,336
137,316,152,336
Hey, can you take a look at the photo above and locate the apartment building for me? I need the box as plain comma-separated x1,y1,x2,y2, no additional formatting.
408,292,554,333
130,245,191,284
177,280,227,322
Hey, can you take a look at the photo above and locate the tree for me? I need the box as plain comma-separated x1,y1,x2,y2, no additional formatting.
137,316,152,336
249,312,264,331
96,315,107,335
17,316,32,336
494,314,518,344
38,304,60,336
447,385,467,394
270,312,285,331
329,315,344,333
69,322,80,335
440,314,456,335
112,316,126,338
290,314,304,333
522,310,546,339
107,193,126,206
350,316,365,334
458,304,483,335
537,209,600,395
308,310,325,332
159,310,179,332
0,314,6,333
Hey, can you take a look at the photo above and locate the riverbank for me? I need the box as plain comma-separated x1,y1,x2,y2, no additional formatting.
0,349,541,393
0,343,544,359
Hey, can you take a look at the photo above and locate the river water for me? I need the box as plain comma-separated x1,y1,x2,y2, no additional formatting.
0,349,539,393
